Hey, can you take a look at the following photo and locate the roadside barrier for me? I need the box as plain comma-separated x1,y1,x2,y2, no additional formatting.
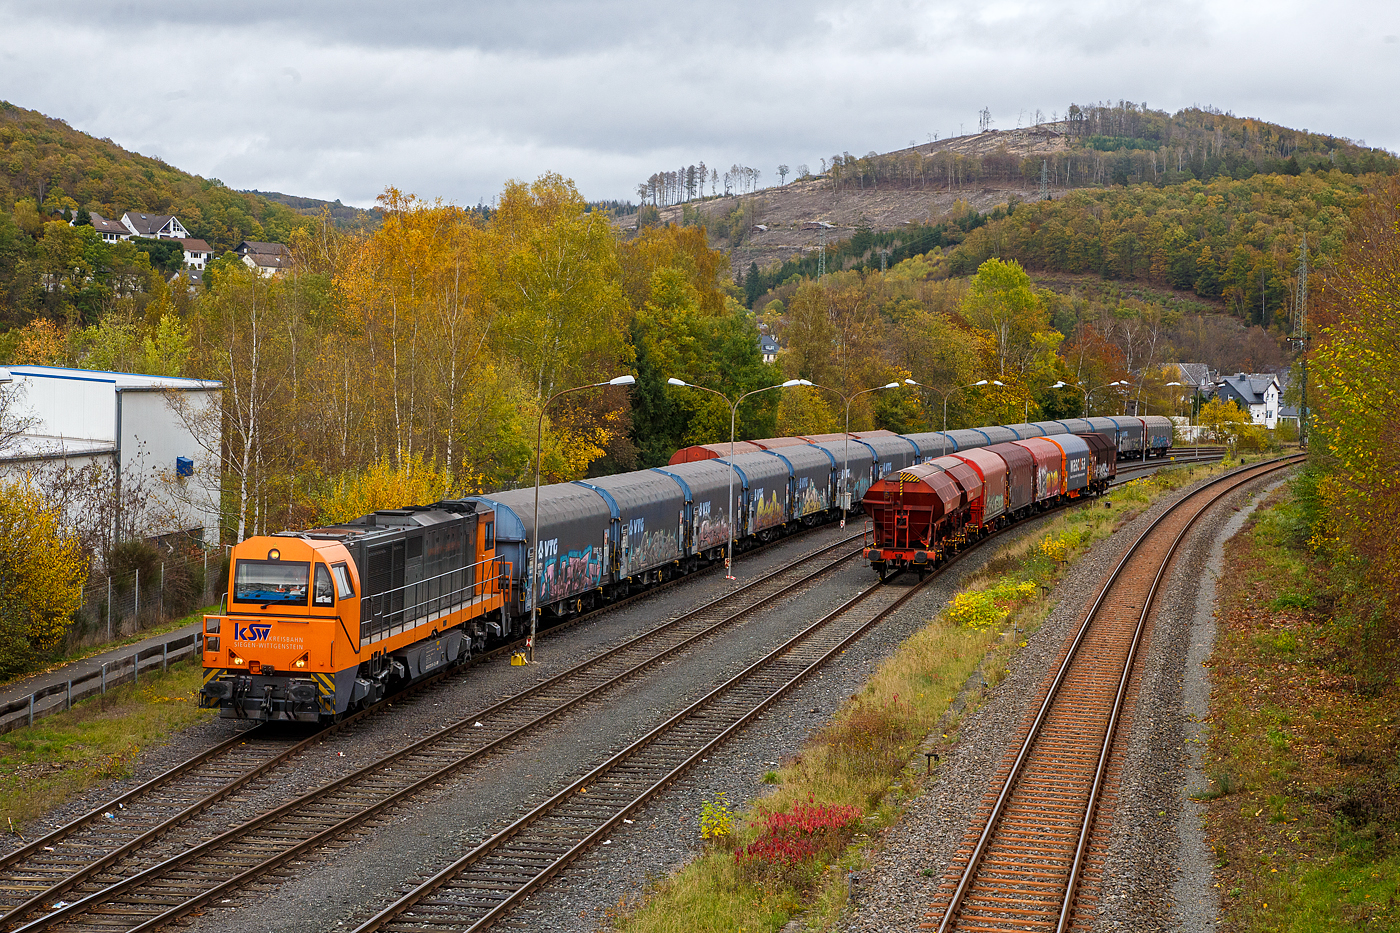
0,631,201,737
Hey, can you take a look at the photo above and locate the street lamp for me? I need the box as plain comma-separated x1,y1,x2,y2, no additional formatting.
1164,381,1194,455
530,373,635,662
1052,380,1125,419
795,380,911,524
667,376,806,579
1108,380,1130,415
910,379,1003,457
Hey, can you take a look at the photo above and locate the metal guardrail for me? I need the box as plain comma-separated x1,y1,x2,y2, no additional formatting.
0,632,201,737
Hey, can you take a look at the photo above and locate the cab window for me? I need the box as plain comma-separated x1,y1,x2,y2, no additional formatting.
331,562,355,599
233,560,309,606
313,564,334,607
484,521,494,550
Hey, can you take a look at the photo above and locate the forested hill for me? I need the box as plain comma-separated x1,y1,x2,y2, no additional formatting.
243,189,381,230
0,100,307,251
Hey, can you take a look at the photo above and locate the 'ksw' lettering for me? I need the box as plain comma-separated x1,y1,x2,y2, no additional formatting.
234,623,273,642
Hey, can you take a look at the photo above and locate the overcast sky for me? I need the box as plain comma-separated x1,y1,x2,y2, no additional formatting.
3,1,1397,207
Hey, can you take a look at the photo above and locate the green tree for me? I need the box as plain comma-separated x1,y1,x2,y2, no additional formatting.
958,258,1061,383
1309,175,1400,639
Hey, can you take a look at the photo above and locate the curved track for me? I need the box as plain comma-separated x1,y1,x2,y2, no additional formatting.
929,455,1302,933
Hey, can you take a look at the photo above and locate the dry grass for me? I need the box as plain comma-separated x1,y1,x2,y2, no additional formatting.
1206,484,1400,930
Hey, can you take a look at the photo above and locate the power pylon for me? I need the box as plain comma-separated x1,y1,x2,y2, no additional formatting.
818,226,827,279
1293,234,1309,447
1039,160,1049,200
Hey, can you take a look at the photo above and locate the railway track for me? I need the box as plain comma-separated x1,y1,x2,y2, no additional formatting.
928,454,1303,933
4,532,867,933
344,458,1183,933
351,565,932,932
0,448,1231,931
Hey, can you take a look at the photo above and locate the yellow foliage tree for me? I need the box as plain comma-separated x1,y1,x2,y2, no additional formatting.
0,480,88,675
1310,175,1400,633
312,454,461,526
1197,397,1266,449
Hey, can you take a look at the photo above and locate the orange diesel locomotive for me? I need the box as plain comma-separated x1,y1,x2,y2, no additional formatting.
199,501,507,722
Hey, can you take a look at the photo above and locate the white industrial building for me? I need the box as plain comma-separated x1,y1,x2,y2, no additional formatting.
0,366,223,544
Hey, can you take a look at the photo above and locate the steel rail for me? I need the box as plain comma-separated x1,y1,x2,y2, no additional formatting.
2,447,1219,932
351,480,1083,933
0,525,859,925
1052,454,1301,932
352,574,927,933
934,454,1302,932
9,534,867,933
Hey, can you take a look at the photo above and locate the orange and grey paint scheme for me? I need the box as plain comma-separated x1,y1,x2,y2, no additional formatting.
200,501,508,722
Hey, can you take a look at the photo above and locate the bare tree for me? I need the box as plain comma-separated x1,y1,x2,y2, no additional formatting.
777,164,789,185
0,381,37,455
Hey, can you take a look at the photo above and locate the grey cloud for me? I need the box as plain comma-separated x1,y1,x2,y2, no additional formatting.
6,0,833,53
1,1,1397,205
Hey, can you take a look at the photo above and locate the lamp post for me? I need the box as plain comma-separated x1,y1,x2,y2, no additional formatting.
795,380,910,525
1108,379,1130,415
530,374,635,662
667,377,806,579
841,382,900,519
1053,379,1126,420
915,379,1004,457
1164,381,1193,455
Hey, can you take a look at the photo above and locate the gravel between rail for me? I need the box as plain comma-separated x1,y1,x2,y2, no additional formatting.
3,456,1226,933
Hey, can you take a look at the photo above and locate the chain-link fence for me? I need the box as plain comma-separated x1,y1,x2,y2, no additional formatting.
67,542,230,650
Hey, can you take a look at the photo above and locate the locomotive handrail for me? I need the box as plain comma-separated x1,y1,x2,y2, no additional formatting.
361,555,504,641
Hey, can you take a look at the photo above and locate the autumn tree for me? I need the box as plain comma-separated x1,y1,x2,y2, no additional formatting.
0,479,87,675
1309,175,1400,641
958,258,1063,421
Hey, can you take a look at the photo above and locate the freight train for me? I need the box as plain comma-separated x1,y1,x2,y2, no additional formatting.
859,432,1118,579
199,414,1172,722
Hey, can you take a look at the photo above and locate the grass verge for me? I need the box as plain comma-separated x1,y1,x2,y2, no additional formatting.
0,658,216,833
1203,480,1400,931
614,456,1244,933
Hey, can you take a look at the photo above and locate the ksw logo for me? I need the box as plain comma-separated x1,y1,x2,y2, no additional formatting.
234,623,272,642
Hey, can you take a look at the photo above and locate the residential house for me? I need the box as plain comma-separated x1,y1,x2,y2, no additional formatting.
1174,362,1216,397
236,240,290,277
121,212,191,240
759,334,780,363
175,239,214,270
1216,373,1282,429
88,212,133,243
169,268,205,293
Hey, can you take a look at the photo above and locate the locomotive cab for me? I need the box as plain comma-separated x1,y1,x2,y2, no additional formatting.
199,537,356,722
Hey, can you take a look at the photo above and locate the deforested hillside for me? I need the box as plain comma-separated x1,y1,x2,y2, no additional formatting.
622,101,1399,281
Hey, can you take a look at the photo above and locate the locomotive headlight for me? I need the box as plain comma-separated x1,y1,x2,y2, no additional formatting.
292,653,308,670
230,649,246,666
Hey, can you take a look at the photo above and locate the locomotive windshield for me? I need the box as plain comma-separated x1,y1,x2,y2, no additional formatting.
233,560,310,606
